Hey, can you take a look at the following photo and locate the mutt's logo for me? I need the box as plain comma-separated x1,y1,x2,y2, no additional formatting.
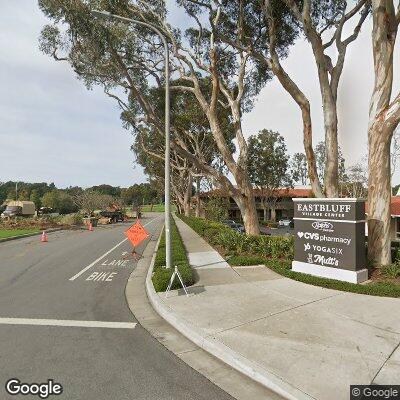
311,221,334,232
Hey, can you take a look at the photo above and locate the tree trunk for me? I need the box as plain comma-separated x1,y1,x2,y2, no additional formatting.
195,177,201,218
265,37,324,197
263,205,267,222
323,101,339,197
271,207,276,222
302,104,325,197
368,132,392,265
234,191,260,235
176,203,183,215
183,174,192,217
367,0,399,266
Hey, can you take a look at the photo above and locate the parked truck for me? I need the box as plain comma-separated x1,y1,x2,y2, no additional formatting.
1,201,36,218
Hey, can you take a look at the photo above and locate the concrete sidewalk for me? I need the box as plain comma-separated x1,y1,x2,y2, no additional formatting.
148,216,400,400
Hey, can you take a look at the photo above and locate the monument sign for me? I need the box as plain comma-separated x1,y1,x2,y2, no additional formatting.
292,198,368,283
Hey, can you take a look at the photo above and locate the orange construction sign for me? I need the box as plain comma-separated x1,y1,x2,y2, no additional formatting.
125,220,149,247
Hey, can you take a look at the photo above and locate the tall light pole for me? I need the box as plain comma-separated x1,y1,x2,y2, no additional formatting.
91,10,171,269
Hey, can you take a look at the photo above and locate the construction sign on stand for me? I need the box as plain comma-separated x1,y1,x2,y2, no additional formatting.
125,220,149,248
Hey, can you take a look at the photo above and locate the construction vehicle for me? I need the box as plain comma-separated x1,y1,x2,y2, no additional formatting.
1,201,35,218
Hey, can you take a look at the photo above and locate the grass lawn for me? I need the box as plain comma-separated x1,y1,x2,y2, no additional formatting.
141,204,177,212
152,217,195,292
0,229,40,239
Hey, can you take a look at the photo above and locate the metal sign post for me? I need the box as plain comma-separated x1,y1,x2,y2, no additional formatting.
165,266,189,298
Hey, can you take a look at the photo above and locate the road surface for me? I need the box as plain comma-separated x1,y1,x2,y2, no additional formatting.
0,214,233,399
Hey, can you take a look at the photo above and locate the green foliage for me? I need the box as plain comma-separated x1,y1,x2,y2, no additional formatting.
121,183,160,206
152,217,195,292
0,229,41,239
314,141,346,183
88,184,121,197
382,263,400,279
0,181,56,205
42,190,77,214
29,189,42,209
41,190,60,210
263,259,400,299
60,213,83,226
140,204,177,213
178,215,294,260
228,255,267,266
203,197,229,222
152,263,194,293
247,129,291,190
227,256,400,299
225,253,400,298
260,220,279,228
290,153,308,186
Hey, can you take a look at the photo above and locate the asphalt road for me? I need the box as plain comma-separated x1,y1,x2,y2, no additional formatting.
0,214,233,400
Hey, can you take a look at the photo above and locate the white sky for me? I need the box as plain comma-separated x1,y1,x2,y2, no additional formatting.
0,2,399,188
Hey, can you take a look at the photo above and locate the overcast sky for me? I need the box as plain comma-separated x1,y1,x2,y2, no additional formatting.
0,2,399,189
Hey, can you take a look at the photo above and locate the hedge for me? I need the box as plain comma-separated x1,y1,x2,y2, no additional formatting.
178,215,293,260
178,215,400,298
152,217,195,292
264,258,400,298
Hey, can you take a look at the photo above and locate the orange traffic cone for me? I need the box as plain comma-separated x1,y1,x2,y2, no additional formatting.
41,231,48,243
88,222,93,232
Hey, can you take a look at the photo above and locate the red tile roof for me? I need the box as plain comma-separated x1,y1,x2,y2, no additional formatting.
198,187,313,199
390,197,400,216
365,197,400,216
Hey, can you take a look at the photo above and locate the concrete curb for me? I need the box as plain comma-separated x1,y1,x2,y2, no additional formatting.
0,227,63,243
144,226,314,400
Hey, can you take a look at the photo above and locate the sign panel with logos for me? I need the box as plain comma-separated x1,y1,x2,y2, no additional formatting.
292,198,367,283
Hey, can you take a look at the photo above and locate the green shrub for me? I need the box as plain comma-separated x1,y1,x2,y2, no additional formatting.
152,263,195,292
60,213,83,226
228,255,267,266
179,214,293,260
382,263,400,279
179,215,400,298
152,216,195,292
260,220,278,228
263,258,400,298
203,197,229,222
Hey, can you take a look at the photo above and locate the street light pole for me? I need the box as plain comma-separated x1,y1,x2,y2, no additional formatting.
91,10,172,269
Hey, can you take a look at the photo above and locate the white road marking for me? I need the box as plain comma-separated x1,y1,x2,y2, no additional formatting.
0,317,136,329
86,271,117,281
69,216,160,281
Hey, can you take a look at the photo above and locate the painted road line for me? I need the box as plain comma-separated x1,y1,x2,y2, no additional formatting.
69,216,161,281
69,237,128,281
0,317,136,329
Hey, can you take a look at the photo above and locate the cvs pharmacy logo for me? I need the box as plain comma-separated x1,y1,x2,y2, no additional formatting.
297,232,319,240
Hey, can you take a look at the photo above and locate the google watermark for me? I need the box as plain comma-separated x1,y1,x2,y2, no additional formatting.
5,378,63,399
351,385,400,400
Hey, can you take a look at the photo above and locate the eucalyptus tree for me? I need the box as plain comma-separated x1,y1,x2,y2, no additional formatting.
247,129,292,221
131,77,232,216
130,2,275,233
290,153,308,185
38,0,269,233
367,0,400,266
190,0,370,197
313,141,346,184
